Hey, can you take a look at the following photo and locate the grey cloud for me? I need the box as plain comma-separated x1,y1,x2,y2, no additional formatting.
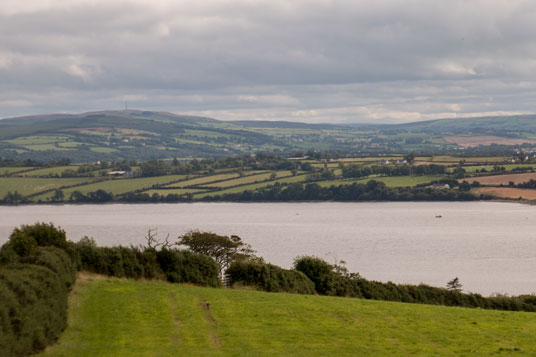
1,0,536,122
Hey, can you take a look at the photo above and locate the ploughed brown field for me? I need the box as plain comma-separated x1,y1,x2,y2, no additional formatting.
445,135,536,148
475,187,536,200
461,172,536,185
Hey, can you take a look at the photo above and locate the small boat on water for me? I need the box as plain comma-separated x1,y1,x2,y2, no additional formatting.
435,215,442,218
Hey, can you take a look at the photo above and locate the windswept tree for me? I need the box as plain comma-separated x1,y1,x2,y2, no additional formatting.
446,277,463,292
177,231,255,279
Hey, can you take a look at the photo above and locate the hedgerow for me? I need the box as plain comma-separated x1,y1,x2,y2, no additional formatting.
227,260,315,294
0,247,75,356
294,256,536,312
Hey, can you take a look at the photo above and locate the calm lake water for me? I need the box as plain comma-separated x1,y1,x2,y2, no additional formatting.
0,202,535,296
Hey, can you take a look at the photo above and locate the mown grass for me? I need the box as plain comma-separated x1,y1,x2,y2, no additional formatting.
0,177,97,197
40,276,536,356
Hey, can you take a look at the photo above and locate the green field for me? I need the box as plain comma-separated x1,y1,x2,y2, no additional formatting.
0,167,36,175
429,155,510,163
164,173,240,188
144,188,208,196
0,177,97,197
5,135,69,145
22,144,72,151
22,166,79,177
40,276,536,356
182,129,234,138
90,147,118,153
50,175,188,197
165,172,271,188
203,171,293,189
194,174,309,198
311,163,340,168
57,141,84,148
447,164,536,173
317,175,445,188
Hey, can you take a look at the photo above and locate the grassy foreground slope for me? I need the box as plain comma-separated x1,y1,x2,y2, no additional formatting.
41,276,536,356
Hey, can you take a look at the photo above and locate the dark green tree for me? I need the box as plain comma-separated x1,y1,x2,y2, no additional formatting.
52,189,65,202
177,231,255,279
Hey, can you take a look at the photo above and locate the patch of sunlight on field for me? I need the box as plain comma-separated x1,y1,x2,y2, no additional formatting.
40,277,536,356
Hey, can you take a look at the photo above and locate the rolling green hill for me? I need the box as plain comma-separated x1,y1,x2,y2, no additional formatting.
2,110,536,163
40,275,536,356
390,114,536,134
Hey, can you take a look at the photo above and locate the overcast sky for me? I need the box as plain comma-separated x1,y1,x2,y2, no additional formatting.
1,0,536,123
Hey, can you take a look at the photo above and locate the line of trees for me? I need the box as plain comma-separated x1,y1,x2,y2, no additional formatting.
0,223,76,356
212,181,483,202
342,163,446,178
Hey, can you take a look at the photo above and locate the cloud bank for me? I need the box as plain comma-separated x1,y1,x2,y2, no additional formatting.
1,0,536,123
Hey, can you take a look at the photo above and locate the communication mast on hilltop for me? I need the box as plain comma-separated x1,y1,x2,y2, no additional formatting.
124,101,128,111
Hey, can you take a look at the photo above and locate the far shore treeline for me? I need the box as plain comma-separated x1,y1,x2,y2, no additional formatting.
0,153,503,204
1,222,536,355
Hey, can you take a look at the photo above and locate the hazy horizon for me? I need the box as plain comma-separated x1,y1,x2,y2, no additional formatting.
3,108,536,126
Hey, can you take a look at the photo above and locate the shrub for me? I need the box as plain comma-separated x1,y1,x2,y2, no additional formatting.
156,249,220,287
227,260,315,294
9,222,68,250
75,237,106,274
0,246,76,356
293,256,536,312
74,239,144,279
293,256,336,295
74,238,220,285
22,246,76,289
134,249,164,280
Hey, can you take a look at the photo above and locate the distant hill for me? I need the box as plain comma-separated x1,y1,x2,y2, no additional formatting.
0,110,218,127
388,114,536,133
230,120,340,130
1,110,536,162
